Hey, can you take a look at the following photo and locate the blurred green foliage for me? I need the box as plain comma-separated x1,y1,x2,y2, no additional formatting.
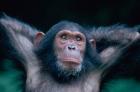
102,79,140,92
0,60,24,92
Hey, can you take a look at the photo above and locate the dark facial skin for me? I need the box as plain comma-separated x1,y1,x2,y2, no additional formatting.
54,30,86,73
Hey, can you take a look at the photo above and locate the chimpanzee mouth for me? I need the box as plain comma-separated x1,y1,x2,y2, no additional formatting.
62,58,81,65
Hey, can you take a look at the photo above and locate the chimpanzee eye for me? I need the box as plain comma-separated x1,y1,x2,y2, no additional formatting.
76,36,82,41
60,34,67,40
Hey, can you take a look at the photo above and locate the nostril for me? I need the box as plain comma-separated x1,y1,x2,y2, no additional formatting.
68,46,72,50
68,45,76,50
71,46,76,50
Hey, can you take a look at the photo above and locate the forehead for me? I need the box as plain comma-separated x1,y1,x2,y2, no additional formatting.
57,30,85,36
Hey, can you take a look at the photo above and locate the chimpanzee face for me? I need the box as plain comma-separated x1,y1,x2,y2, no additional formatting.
54,30,86,74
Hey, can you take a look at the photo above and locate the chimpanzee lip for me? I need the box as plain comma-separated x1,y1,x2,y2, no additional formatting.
62,58,80,65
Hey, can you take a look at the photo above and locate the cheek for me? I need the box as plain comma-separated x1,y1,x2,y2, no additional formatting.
78,43,86,54
55,39,66,49
54,43,66,60
54,39,64,51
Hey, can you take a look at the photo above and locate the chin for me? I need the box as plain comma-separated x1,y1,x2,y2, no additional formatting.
57,60,82,75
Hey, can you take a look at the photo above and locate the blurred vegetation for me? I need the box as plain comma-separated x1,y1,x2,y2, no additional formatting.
0,60,24,92
102,79,140,92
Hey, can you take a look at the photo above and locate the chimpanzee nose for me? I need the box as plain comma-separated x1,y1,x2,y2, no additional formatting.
68,45,76,50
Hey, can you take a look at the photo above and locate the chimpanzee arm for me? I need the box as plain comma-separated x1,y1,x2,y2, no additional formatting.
91,25,140,52
90,26,140,71
0,15,39,42
0,16,42,89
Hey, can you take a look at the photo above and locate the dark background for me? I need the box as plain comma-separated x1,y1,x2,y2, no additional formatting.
0,0,140,31
0,1,140,92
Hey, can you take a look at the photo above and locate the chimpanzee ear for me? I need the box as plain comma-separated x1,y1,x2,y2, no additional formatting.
89,39,96,48
34,32,45,47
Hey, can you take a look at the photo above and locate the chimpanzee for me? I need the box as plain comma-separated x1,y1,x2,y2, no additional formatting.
0,15,140,92
0,16,104,92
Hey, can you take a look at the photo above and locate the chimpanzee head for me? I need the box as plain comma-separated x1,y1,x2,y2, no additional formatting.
35,21,101,82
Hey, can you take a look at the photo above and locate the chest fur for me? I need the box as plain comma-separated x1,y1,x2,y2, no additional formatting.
35,73,101,92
